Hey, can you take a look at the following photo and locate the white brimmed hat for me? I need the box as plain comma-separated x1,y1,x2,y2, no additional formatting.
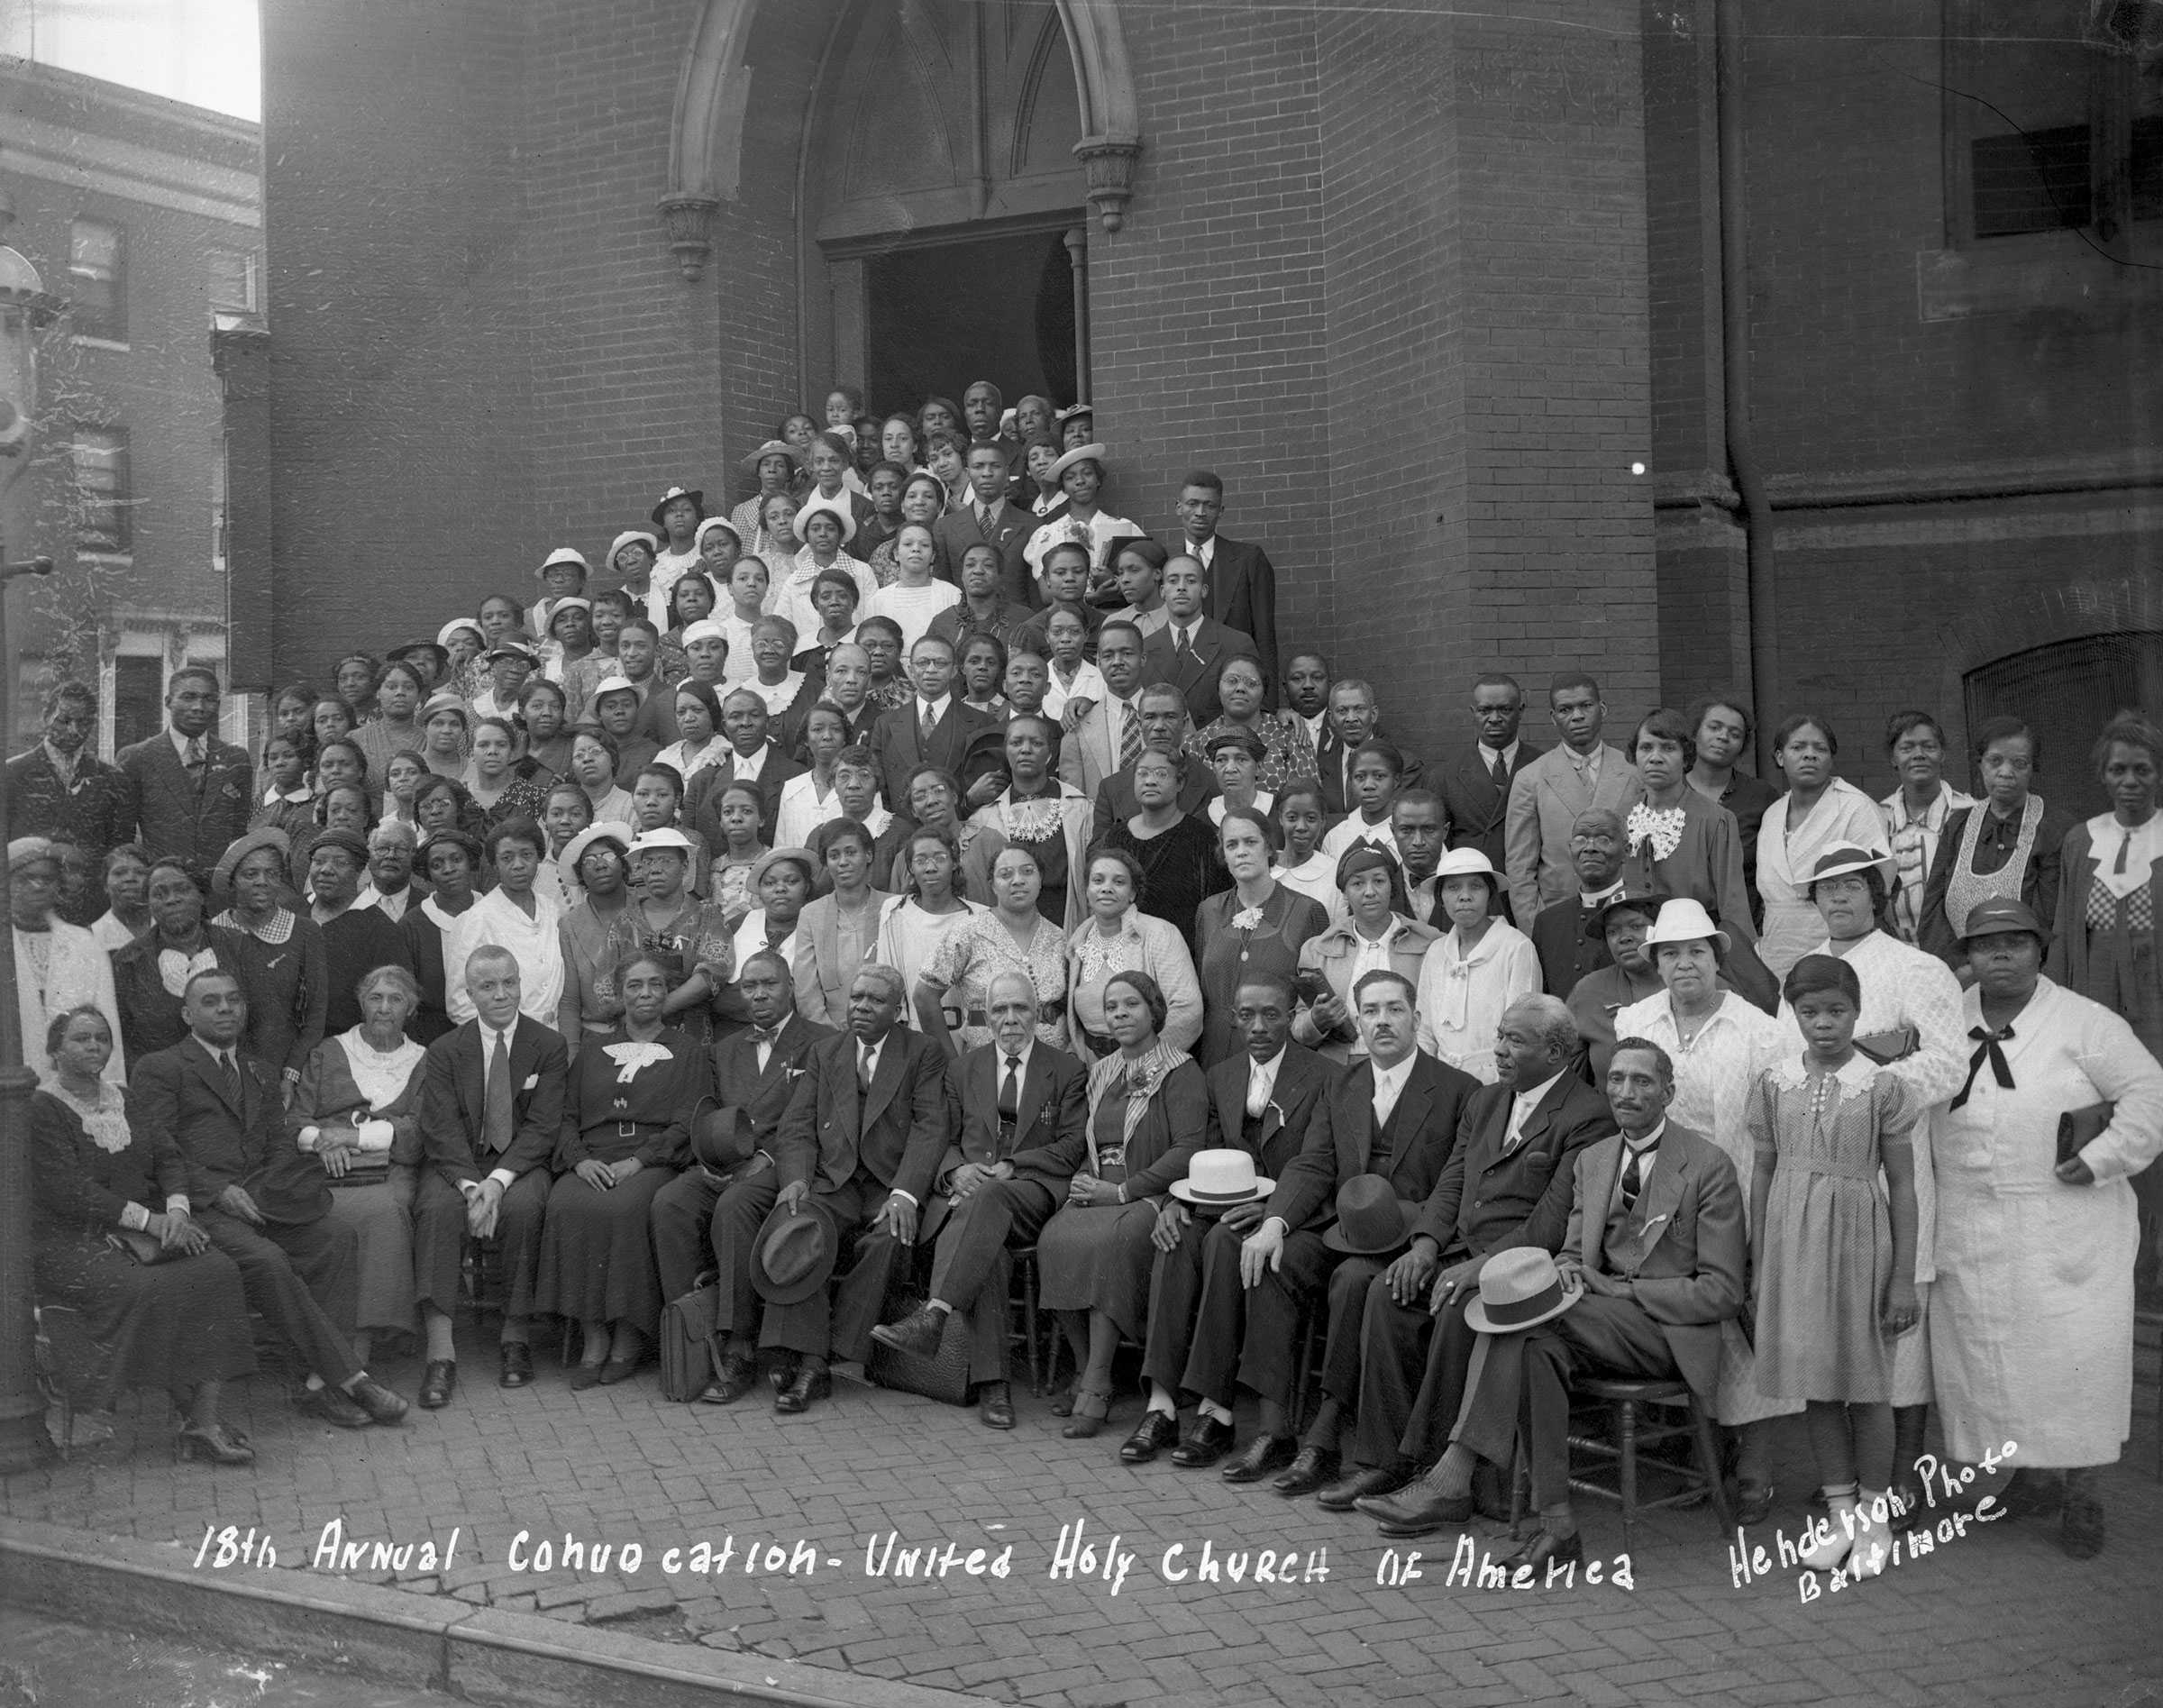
1643,897,1729,954
1169,1148,1273,1207
628,827,697,858
1808,844,1892,884
739,438,806,474
608,529,659,565
793,494,858,545
588,674,639,706
536,546,589,580
558,820,635,891
1048,443,1107,484
1464,1247,1582,1334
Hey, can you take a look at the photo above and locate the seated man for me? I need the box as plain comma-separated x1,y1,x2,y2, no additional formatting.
650,949,835,1403
1125,976,1337,1466
1529,808,1627,999
871,973,1088,1429
1416,1037,1744,1571
132,969,407,1429
1352,996,1615,1529
759,965,949,1414
1221,973,1479,1491
413,945,570,1402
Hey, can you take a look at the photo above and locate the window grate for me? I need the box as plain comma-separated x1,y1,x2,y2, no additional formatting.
1971,123,2095,235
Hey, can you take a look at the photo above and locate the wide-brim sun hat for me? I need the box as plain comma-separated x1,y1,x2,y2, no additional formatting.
1808,843,1893,885
1463,1247,1582,1334
1048,443,1107,484
1643,896,1729,954
793,494,858,546
212,827,291,895
650,486,707,529
609,529,660,566
535,546,589,580
558,820,635,891
739,439,806,474
1169,1148,1272,1207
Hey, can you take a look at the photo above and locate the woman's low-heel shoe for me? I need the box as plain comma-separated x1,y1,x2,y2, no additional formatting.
176,1424,255,1466
570,1363,607,1392
1062,1389,1111,1439
1733,1480,1776,1527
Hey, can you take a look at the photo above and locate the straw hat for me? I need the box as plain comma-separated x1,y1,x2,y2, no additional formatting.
1463,1247,1582,1334
1168,1148,1273,1207
1643,897,1729,954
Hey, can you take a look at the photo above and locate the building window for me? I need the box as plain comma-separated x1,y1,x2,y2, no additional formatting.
72,426,132,555
207,248,258,312
1948,0,2163,243
68,218,127,342
213,431,230,574
111,654,163,753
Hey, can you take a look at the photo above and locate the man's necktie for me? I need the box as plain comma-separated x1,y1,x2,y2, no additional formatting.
919,705,936,745
1173,626,1191,658
1490,750,1510,791
185,737,207,778
2115,831,2132,876
1245,1067,1270,1119
752,1025,779,1070
1118,700,1142,768
1949,1023,2015,1111
220,1050,242,1105
858,1044,876,1091
999,1054,1022,1124
483,1034,515,1152
1620,1142,1657,1210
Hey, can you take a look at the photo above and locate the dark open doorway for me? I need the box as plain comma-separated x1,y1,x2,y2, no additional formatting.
865,228,1077,416
1965,631,2163,817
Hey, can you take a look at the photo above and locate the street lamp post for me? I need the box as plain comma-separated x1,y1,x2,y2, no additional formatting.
0,235,62,1474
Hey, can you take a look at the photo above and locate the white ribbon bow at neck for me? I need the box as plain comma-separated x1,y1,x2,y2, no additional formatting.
601,1040,671,1083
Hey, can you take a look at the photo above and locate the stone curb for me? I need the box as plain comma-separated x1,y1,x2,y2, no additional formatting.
0,1516,980,1708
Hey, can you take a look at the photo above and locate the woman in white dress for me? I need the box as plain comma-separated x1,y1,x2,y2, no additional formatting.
1753,713,1886,980
1022,444,1139,589
1411,849,1538,1082
873,826,983,1031
1929,897,2163,1559
12,836,123,1085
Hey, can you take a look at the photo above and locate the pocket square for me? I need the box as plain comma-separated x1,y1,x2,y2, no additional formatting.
522,1074,539,1091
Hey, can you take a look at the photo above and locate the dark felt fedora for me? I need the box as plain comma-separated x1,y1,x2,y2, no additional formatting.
750,1201,835,1306
1322,1174,1419,1256
691,1105,757,1173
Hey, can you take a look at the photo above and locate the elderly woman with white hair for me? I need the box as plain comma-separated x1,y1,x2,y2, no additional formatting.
13,836,124,1084
287,962,430,1367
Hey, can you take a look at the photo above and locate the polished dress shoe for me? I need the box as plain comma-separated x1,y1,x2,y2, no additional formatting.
598,1355,643,1386
775,1364,831,1415
1498,1526,1583,1577
978,1382,1016,1430
698,1356,761,1406
1272,1445,1340,1498
1364,1471,1475,1536
346,1375,410,1426
1169,1415,1235,1468
1120,1410,1182,1465
570,1363,607,1392
498,1343,534,1389
1220,1433,1297,1484
417,1360,458,1410
296,1384,372,1429
1733,1479,1776,1527
1319,1464,1410,1512
871,1304,949,1360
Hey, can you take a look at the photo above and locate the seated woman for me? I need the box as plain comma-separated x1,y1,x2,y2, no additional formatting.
1101,746,1220,956
110,856,243,1074
30,1006,258,1462
534,950,705,1387
212,829,330,1091
1291,843,1439,1064
1412,849,1540,1082
874,825,983,1028
1192,808,1328,1071
288,964,429,1367
917,841,1071,1059
401,829,483,1046
1036,971,1209,1439
1066,847,1204,1060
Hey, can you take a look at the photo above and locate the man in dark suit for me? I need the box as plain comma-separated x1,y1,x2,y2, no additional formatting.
132,969,407,1429
1316,680,1427,820
1125,976,1337,1466
114,665,251,873
1220,972,1480,1491
1139,556,1263,727
5,680,137,923
762,964,950,1413
1529,808,1628,998
869,634,1003,812
1408,1037,1745,1572
651,949,835,1402
871,974,1088,1429
687,690,807,849
1349,996,1616,1526
934,441,1037,607
1087,683,1218,842
1165,471,1279,689
815,643,886,751
412,945,570,1402
1437,674,1545,919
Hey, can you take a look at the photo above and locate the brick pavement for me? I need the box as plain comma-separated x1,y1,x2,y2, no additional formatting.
5,1320,2160,1708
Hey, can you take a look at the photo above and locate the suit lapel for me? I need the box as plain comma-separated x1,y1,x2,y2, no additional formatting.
1631,1138,1686,1249
1583,1139,1623,1268
1349,1065,1377,1173
187,1040,242,1119
862,1032,903,1129
1383,1068,1431,1185
1013,1052,1050,1146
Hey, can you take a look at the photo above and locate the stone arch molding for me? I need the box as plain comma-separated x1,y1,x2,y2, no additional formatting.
658,0,1143,279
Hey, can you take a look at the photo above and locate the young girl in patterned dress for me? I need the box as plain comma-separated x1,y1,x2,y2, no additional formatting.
1747,954,1920,1578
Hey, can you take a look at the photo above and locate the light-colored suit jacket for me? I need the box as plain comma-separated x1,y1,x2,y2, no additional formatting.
1503,742,1642,925
1058,690,1140,803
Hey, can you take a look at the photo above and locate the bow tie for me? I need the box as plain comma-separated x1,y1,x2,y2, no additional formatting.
751,1027,780,1046
1949,1023,2015,1111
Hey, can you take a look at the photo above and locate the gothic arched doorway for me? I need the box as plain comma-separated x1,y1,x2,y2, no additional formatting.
801,0,1090,416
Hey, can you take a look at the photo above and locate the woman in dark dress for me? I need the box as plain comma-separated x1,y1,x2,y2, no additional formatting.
1103,745,1221,955
1037,970,1209,1440
30,1006,258,1462
399,829,482,1045
109,858,246,1073
1191,807,1328,1070
304,831,413,1036
533,951,706,1385
211,828,330,1094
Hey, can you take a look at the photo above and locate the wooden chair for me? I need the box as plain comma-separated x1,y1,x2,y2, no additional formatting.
1514,1376,1732,1552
